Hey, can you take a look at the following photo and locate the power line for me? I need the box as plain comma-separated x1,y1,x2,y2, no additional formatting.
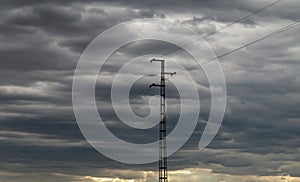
203,0,284,38
96,0,285,103
208,20,300,62
161,0,285,57
172,19,300,75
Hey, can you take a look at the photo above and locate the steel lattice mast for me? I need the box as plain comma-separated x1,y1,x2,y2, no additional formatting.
150,58,175,182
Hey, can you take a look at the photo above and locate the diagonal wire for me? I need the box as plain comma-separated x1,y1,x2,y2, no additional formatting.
202,20,300,66
97,0,285,102
203,0,284,38
160,0,285,58
171,19,300,76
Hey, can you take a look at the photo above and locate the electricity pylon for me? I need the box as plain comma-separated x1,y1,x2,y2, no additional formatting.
150,58,176,182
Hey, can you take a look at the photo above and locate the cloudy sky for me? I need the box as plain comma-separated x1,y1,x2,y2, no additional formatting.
1,0,300,181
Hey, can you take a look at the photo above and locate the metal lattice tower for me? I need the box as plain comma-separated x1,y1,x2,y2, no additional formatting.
150,59,175,182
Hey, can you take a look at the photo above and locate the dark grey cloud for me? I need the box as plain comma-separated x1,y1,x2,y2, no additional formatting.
0,0,300,181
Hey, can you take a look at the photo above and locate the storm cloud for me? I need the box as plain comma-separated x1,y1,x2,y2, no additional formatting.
0,0,300,181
